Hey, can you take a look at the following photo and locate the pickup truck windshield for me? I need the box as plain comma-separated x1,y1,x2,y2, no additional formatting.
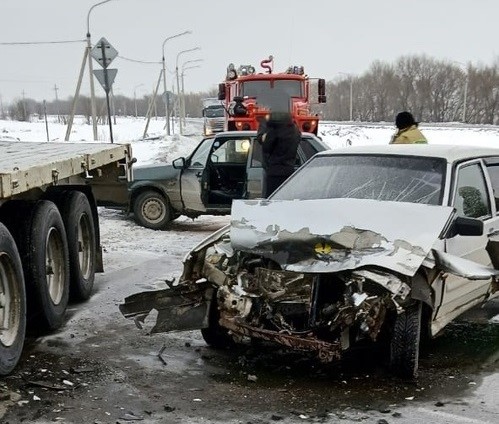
271,155,446,205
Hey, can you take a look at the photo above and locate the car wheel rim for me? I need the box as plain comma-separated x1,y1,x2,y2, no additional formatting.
45,228,65,305
142,198,166,224
0,252,21,347
78,213,92,280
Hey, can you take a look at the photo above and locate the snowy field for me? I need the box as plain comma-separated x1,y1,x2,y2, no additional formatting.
2,116,499,279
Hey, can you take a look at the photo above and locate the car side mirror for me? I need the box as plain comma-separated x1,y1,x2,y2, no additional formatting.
172,157,186,169
450,216,484,237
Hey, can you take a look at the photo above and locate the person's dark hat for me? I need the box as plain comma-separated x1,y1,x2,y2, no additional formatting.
395,111,416,129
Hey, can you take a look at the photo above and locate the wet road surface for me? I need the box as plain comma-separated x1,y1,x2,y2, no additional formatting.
1,254,499,423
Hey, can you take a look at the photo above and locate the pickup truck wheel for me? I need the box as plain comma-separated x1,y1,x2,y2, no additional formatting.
0,223,26,375
201,292,234,349
133,191,172,230
17,201,70,332
389,301,422,379
58,192,96,301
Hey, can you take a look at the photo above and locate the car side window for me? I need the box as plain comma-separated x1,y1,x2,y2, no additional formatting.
485,162,499,214
210,138,250,164
453,163,491,219
189,138,213,168
300,138,318,161
251,140,263,167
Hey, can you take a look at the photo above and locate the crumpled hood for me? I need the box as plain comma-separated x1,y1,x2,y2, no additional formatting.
230,198,454,277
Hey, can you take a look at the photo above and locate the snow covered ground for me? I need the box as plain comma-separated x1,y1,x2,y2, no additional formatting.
2,116,499,293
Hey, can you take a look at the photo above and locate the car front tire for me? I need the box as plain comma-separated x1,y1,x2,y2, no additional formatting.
201,292,234,349
389,301,422,379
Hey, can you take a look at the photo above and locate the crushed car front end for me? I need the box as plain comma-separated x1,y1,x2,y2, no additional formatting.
121,197,454,364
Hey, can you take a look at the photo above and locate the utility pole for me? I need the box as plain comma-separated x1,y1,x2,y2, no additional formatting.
65,47,89,140
463,75,468,123
143,70,163,139
85,1,114,140
153,85,157,120
162,30,192,136
111,87,116,125
349,75,353,121
21,90,27,121
66,0,114,141
171,81,175,135
87,26,98,140
43,100,49,141
181,60,202,128
133,83,144,118
53,84,60,123
175,47,200,135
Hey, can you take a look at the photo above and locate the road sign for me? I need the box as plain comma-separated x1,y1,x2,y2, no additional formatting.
162,91,175,106
93,68,118,93
90,37,118,68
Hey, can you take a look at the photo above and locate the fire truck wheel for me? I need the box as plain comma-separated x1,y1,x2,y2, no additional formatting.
133,190,172,230
17,201,70,332
58,192,96,301
0,223,26,376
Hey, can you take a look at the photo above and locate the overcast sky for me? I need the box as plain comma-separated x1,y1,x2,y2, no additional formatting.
0,0,497,103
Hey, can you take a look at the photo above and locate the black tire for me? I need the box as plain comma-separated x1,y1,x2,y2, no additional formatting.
16,201,70,332
58,192,96,301
389,301,422,379
133,190,172,230
201,292,234,349
0,223,26,375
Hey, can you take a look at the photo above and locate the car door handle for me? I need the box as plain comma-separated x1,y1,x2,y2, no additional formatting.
196,171,202,178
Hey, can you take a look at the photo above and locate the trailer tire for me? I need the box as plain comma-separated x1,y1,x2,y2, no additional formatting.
133,190,172,230
389,301,422,379
58,192,96,301
0,223,26,375
17,201,70,332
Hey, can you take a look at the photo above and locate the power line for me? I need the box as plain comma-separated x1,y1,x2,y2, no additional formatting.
117,55,161,65
0,39,85,46
0,78,51,84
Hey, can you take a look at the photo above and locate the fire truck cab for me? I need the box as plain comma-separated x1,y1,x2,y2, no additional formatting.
218,56,326,135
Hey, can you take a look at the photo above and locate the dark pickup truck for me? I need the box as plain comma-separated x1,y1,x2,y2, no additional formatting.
129,131,328,229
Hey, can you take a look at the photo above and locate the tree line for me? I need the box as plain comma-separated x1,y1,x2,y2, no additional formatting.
319,54,499,124
2,55,499,125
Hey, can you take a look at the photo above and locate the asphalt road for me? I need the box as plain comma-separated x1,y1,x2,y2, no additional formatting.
1,253,499,424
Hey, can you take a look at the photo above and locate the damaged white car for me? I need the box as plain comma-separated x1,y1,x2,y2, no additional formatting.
120,145,499,378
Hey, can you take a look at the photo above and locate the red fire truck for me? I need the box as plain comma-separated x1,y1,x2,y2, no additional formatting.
218,56,327,135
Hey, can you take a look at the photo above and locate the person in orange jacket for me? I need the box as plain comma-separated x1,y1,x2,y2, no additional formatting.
390,111,428,144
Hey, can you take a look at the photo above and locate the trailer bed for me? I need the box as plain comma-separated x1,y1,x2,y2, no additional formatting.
0,141,132,198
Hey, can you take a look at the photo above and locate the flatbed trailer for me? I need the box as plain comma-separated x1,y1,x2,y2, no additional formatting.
0,140,133,375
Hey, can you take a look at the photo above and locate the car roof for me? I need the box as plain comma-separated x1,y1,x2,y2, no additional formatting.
316,144,499,163
213,130,319,139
